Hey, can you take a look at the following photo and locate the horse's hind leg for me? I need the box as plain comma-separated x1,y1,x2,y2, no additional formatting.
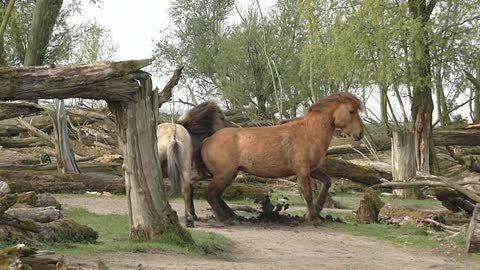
182,179,196,227
311,169,332,214
207,171,238,222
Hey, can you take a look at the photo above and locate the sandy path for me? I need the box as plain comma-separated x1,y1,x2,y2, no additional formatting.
56,195,477,270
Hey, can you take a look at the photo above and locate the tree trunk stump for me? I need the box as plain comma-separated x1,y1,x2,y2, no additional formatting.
355,188,385,223
466,203,480,253
392,131,419,198
108,76,188,241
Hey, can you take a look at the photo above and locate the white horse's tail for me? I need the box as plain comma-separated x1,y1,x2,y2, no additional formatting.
166,140,182,195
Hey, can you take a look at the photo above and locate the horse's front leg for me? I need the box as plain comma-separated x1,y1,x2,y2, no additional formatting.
297,171,321,224
310,169,332,215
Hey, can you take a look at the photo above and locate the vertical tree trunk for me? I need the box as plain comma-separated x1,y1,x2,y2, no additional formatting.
380,84,391,133
465,67,480,123
51,100,80,174
435,66,451,126
0,0,17,65
24,0,63,66
466,203,480,253
108,76,189,241
392,131,419,198
409,0,436,174
475,63,480,122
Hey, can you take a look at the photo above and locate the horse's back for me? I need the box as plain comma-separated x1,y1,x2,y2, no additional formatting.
157,123,191,159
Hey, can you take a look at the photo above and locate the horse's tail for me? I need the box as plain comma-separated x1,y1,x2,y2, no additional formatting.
166,140,182,195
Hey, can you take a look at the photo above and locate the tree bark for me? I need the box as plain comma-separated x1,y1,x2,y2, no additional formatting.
24,0,63,66
0,170,124,194
409,0,436,174
0,137,46,148
392,131,419,198
50,99,80,174
466,203,480,253
158,65,184,108
435,66,451,126
465,68,480,123
0,102,44,121
0,59,152,101
0,0,17,65
320,158,388,186
108,76,188,241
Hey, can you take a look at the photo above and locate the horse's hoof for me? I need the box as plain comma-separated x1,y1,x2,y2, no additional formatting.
305,214,322,226
222,219,239,226
185,220,195,228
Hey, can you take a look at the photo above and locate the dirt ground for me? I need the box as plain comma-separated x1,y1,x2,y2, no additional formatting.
54,195,480,270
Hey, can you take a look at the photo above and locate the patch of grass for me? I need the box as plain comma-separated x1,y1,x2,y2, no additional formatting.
44,207,234,258
325,221,448,249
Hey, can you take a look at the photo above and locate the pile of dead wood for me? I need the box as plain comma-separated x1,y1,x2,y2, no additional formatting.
351,188,480,253
0,190,98,244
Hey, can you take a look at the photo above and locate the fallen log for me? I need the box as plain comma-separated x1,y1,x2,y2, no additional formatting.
466,203,480,253
0,162,121,175
320,158,389,186
424,218,462,233
0,137,46,148
0,112,98,137
374,175,480,205
433,129,480,146
378,204,450,225
0,170,125,194
0,102,44,121
5,207,62,223
39,219,98,243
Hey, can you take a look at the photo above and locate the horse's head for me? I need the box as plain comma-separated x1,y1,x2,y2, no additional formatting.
333,101,363,141
211,108,236,131
310,93,364,141
177,101,235,137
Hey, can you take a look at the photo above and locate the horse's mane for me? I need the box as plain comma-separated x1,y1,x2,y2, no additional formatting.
276,117,303,125
308,92,363,113
275,93,362,125
176,101,224,137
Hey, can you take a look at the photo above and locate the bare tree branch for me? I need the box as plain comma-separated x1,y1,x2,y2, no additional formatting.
158,65,184,107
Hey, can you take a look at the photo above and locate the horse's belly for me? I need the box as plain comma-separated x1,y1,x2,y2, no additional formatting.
239,159,294,178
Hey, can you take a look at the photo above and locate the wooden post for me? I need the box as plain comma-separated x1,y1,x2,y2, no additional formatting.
392,131,418,198
466,203,480,253
108,75,188,241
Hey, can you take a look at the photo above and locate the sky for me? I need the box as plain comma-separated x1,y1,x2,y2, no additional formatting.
75,0,472,123
75,0,275,113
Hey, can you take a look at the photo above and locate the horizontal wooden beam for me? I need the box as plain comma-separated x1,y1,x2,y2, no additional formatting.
0,59,152,102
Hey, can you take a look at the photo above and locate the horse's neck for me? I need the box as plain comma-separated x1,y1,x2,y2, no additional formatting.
304,112,335,153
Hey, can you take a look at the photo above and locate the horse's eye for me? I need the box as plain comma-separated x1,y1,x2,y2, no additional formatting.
349,110,355,114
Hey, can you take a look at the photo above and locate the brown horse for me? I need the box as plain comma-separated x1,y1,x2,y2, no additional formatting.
200,93,364,223
157,101,234,227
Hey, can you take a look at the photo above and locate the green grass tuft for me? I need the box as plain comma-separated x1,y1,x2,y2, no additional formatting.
43,207,234,258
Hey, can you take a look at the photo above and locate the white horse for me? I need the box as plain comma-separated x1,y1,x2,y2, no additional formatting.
157,101,234,227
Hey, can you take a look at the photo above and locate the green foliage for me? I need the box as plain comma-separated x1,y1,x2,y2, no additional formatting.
155,0,480,124
1,0,116,66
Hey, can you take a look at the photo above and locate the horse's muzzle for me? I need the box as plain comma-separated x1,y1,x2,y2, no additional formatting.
353,132,363,141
